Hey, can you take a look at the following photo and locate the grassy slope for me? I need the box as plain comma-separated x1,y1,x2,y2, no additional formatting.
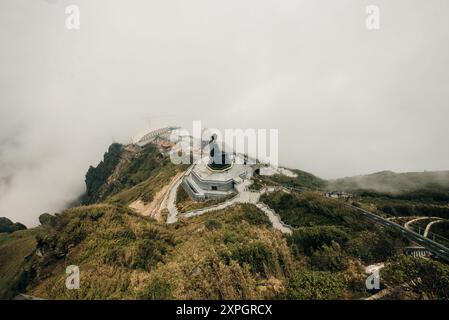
259,169,326,190
27,203,296,300
0,228,41,299
20,192,449,300
260,191,407,264
85,143,188,206
107,160,186,206
2,142,449,300
260,190,449,299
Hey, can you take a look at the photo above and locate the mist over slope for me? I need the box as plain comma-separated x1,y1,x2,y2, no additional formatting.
327,170,449,195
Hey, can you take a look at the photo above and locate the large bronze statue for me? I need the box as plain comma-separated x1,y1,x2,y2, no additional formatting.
207,134,232,171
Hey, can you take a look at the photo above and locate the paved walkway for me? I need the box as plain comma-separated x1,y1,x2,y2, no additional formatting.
166,177,293,234
255,203,293,234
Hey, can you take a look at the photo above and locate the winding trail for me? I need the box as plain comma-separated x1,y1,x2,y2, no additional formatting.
166,165,194,224
166,179,183,224
129,171,184,222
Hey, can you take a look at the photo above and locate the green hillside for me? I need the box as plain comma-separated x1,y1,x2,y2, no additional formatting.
0,228,41,299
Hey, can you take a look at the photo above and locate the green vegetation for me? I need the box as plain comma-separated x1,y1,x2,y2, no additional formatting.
0,228,40,299
328,171,449,215
107,160,184,206
83,143,186,206
83,143,124,204
382,255,449,299
137,277,173,300
262,191,406,265
175,186,237,213
328,171,449,226
38,213,56,227
24,204,177,299
286,269,346,299
261,191,364,229
258,169,325,190
290,226,350,255
372,200,449,219
356,189,449,204
430,221,449,239
20,204,294,299
310,241,349,272
1,143,448,300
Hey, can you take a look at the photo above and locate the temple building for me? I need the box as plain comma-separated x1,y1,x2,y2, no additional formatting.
182,134,251,201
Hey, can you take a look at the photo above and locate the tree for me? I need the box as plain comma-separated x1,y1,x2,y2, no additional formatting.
0,217,27,234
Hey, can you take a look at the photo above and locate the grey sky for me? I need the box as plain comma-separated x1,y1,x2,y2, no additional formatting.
1,0,449,226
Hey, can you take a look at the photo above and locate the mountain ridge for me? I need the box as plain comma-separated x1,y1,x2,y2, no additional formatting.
1,142,449,300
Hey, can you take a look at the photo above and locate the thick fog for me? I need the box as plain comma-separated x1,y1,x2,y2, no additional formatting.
1,0,449,226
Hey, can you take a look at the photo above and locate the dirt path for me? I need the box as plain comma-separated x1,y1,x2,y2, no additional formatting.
166,165,194,224
129,171,185,222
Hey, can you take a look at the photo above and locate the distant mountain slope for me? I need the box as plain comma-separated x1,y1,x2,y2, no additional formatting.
327,170,449,199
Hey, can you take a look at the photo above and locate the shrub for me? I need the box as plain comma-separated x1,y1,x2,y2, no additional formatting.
261,191,363,229
346,229,404,264
138,278,173,300
289,226,350,255
223,242,275,275
0,217,27,234
131,239,168,271
382,255,449,299
205,219,222,230
286,269,346,299
311,241,349,272
239,209,271,227
38,213,56,227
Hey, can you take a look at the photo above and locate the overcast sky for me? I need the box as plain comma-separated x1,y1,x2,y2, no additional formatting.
1,0,449,226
